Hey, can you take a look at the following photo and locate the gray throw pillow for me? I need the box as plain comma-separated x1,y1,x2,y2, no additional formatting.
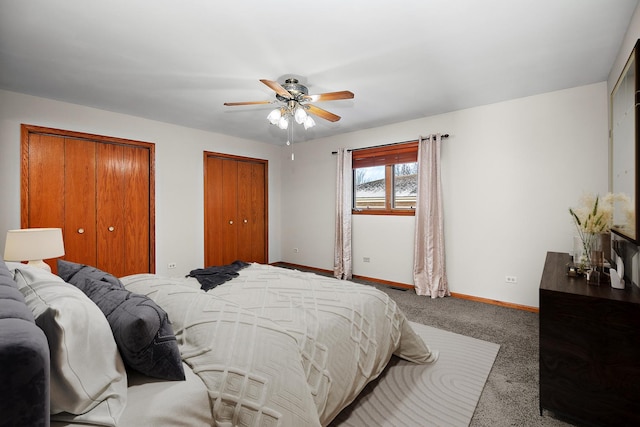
57,260,185,381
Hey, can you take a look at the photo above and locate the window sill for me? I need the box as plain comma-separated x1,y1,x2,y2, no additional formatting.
352,209,415,216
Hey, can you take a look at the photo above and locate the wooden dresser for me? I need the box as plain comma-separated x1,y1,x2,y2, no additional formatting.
539,252,640,426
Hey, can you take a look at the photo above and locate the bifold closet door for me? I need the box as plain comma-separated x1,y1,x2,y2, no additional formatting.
204,156,240,266
204,156,224,266
121,145,151,275
22,134,98,271
96,143,150,277
236,161,266,264
22,134,66,272
220,157,239,264
204,153,268,267
64,138,98,268
21,124,155,276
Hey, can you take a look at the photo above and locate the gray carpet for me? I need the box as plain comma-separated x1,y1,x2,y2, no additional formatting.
332,322,500,427
368,284,576,427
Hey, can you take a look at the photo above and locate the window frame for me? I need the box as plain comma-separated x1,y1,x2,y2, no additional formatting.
351,141,418,216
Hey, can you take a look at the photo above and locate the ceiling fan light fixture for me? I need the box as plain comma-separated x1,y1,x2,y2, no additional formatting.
294,105,307,124
304,115,316,130
267,108,281,125
278,115,289,130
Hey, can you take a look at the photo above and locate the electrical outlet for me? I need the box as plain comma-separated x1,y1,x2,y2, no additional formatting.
168,262,177,269
293,248,299,253
363,257,370,263
505,275,517,284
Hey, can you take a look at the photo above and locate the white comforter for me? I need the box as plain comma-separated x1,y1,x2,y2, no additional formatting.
122,263,436,426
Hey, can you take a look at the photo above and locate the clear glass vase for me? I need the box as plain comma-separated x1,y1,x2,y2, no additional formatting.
583,233,605,285
584,232,603,268
573,235,586,269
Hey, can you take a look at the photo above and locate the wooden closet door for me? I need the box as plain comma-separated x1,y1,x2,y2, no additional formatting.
25,134,64,227
237,161,266,264
204,156,225,266
236,161,252,262
96,144,151,277
220,158,239,265
250,162,266,263
123,145,150,275
64,138,97,267
204,152,268,267
23,134,65,272
96,143,126,277
22,124,156,276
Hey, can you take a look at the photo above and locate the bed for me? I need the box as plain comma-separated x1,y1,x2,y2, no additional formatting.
0,258,437,427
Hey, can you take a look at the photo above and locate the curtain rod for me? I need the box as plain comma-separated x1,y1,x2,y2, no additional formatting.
331,133,449,154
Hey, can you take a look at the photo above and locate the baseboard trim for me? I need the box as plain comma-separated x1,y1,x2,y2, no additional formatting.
271,261,539,313
449,292,539,313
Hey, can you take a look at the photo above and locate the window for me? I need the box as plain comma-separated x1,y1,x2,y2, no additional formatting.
352,141,418,215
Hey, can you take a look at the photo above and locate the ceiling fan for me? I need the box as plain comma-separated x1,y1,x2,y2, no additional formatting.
224,78,354,129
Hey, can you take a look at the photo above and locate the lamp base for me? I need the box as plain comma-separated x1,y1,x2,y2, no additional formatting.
26,259,51,272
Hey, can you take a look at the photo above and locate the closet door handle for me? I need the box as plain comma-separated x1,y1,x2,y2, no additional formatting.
108,226,115,232
229,220,233,225
243,219,248,223
77,228,85,234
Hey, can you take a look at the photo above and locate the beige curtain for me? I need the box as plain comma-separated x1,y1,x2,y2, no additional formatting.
334,148,353,280
413,134,449,297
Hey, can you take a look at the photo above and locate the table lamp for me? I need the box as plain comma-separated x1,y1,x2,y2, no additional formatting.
4,228,65,272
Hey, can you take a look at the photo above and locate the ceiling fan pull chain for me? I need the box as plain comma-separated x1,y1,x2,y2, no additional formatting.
289,125,295,160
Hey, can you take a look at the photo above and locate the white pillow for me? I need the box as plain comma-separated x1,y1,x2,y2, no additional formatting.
13,265,127,427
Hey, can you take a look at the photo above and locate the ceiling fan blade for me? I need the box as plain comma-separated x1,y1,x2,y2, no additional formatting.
260,79,293,98
303,90,354,102
306,104,341,122
224,100,273,106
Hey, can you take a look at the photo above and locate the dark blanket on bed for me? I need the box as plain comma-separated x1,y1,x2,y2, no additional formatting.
186,260,250,291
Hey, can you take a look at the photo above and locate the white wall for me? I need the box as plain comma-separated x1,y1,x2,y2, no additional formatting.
0,82,610,308
0,90,283,277
281,82,609,308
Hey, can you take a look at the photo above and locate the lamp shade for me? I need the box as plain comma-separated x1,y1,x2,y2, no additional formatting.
4,228,65,271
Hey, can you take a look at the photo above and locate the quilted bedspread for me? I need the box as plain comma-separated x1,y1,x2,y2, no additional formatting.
121,263,436,426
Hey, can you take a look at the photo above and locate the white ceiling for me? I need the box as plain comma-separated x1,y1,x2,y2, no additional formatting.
1,0,637,145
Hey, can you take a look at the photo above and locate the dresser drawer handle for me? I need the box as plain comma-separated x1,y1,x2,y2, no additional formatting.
108,226,115,232
77,228,85,234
